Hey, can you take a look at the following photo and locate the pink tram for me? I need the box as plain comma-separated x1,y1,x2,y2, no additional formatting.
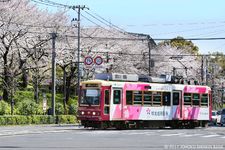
77,73,212,129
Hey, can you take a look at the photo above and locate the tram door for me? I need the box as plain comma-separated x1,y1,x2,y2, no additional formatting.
102,87,111,120
172,91,182,119
110,88,123,120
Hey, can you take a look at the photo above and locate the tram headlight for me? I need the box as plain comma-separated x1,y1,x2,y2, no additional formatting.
92,112,96,115
81,111,85,115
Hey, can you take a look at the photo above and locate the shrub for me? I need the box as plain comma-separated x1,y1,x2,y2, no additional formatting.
57,115,77,124
68,103,77,115
0,115,77,125
0,116,7,125
55,103,64,115
0,101,11,115
14,91,34,104
16,100,39,115
67,97,78,106
67,97,78,115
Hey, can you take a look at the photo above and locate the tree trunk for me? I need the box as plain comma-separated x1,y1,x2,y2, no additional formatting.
3,88,9,102
3,50,9,102
33,75,39,103
63,67,68,114
21,68,28,88
65,64,76,103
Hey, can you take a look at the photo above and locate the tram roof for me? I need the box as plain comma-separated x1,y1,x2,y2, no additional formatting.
81,79,211,89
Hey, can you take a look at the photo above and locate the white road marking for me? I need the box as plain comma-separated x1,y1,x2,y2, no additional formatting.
201,134,221,138
180,134,203,137
161,133,184,136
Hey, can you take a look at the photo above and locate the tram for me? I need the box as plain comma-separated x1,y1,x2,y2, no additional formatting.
77,73,212,129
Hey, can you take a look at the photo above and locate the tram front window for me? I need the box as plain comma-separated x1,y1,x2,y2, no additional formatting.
81,89,100,105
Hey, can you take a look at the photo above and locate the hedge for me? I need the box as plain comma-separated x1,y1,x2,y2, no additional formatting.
0,115,78,126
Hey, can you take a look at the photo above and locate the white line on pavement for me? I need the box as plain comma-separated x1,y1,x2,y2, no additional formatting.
161,133,184,136
201,134,221,138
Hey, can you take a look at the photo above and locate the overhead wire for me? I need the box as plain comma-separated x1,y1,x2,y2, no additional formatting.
187,29,225,38
0,18,72,29
1,0,224,58
84,10,125,33
28,0,225,41
33,1,132,41
30,0,72,9
122,21,225,27
151,24,225,36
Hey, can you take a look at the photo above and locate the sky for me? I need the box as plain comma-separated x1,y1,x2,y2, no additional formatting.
32,0,225,54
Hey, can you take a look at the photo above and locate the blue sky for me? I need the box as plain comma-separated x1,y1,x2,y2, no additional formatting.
32,0,225,54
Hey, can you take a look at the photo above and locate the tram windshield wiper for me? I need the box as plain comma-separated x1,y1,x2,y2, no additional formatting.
85,98,92,106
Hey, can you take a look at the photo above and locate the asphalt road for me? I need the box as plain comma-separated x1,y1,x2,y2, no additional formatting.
0,125,225,150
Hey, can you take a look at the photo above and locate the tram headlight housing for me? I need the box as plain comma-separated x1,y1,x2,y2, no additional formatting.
81,111,85,115
92,112,96,115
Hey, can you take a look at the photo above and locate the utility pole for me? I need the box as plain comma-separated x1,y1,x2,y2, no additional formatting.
106,52,109,73
51,33,56,116
34,47,39,103
221,82,224,109
211,64,215,109
10,73,14,115
172,67,176,76
72,5,88,102
147,35,152,76
206,57,209,85
201,55,204,85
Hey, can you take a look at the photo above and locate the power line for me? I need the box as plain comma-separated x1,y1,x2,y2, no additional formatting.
30,0,130,40
121,21,225,27
1,27,225,41
153,37,225,41
84,10,125,33
30,0,72,9
187,29,225,38
30,0,64,8
0,0,11,2
0,18,72,29
151,24,225,36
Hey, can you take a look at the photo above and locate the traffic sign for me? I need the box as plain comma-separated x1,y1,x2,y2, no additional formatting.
43,93,47,112
84,56,93,65
94,56,103,65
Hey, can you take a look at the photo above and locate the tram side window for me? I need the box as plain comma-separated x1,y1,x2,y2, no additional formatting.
163,92,171,106
143,91,152,105
113,90,121,104
173,92,179,105
105,90,110,105
133,91,142,105
152,92,162,106
201,94,208,107
104,90,110,114
184,93,192,105
126,91,133,105
192,93,200,106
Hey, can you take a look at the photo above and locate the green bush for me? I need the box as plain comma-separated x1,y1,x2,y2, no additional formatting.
67,97,78,115
45,93,64,106
0,101,11,115
68,103,77,115
0,115,77,125
55,103,64,115
0,116,7,125
67,97,78,106
14,91,34,104
57,115,77,124
16,100,39,115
